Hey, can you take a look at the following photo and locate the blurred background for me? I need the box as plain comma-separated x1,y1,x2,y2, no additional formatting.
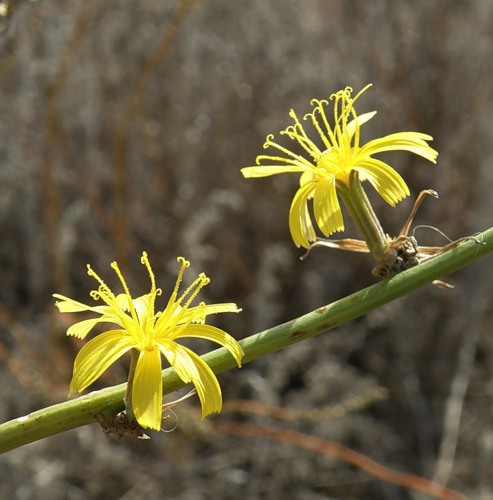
0,0,492,498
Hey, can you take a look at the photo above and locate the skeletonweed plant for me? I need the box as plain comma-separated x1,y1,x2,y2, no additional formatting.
240,85,470,279
54,252,244,431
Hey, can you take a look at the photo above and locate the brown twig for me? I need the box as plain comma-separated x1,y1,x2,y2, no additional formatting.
222,388,388,421
215,421,467,500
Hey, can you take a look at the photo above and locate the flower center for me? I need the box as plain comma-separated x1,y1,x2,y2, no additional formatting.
317,148,350,185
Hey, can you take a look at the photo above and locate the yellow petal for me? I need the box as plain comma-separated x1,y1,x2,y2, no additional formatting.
179,346,223,418
313,176,344,236
174,324,244,367
114,293,131,311
300,170,316,187
289,181,317,248
197,303,242,317
184,302,241,325
53,294,93,313
69,330,134,394
132,348,163,431
53,295,119,323
132,294,153,326
66,318,105,339
354,158,410,206
241,165,306,178
346,111,376,138
360,132,438,163
157,339,200,384
171,303,241,327
155,295,186,331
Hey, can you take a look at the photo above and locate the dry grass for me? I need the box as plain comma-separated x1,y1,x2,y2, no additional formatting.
0,0,492,498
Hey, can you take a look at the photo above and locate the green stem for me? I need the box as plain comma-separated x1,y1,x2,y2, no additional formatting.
123,349,139,422
337,173,388,262
1,226,492,454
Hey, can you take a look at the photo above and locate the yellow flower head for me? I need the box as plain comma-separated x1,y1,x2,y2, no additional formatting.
241,85,438,248
53,252,244,431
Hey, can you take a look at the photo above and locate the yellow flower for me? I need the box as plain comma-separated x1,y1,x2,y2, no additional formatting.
241,85,438,248
53,252,244,431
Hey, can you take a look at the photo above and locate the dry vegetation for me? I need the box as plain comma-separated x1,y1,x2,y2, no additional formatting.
0,0,492,498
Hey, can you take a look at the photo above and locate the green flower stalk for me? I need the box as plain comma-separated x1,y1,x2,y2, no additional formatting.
2,228,491,454
54,252,244,431
241,85,438,260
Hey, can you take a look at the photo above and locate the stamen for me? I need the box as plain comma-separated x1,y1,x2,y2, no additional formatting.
288,109,311,143
260,137,316,165
87,265,111,294
255,153,310,167
172,257,190,299
155,258,190,328
310,100,337,147
177,273,210,310
351,83,372,104
349,105,360,150
310,98,329,108
283,130,320,160
279,114,321,160
332,91,346,145
111,262,130,297
348,84,371,151
141,251,156,291
111,261,140,326
171,301,207,338
86,266,118,308
140,251,159,324
263,134,275,149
